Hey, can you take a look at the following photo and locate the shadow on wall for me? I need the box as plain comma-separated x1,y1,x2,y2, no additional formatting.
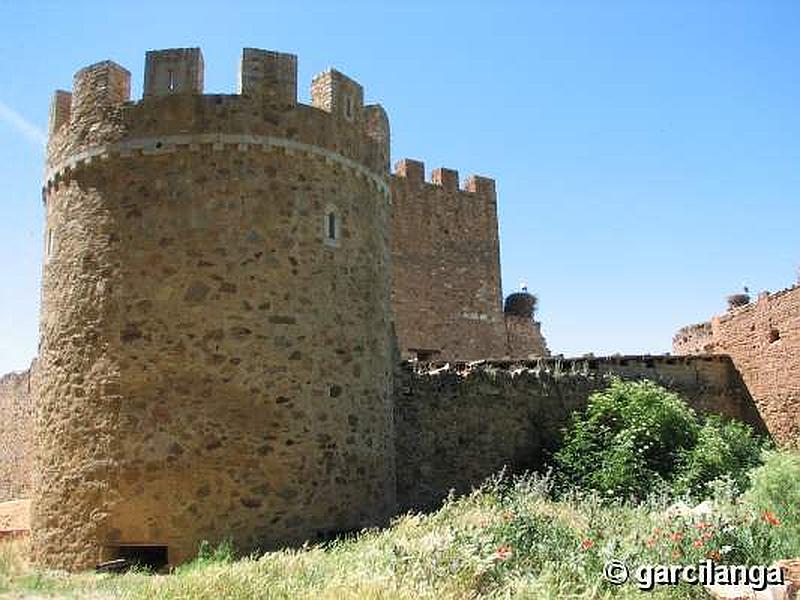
393,355,768,513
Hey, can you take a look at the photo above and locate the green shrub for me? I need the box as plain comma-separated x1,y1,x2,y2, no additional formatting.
554,379,700,500
744,449,800,558
553,378,764,501
673,416,764,497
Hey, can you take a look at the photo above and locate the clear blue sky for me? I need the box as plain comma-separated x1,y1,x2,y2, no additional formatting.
0,1,798,373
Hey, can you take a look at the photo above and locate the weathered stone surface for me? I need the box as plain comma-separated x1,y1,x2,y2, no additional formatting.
390,162,547,360
34,47,396,570
394,355,765,512
674,285,800,446
505,315,549,358
0,367,34,502
0,350,772,566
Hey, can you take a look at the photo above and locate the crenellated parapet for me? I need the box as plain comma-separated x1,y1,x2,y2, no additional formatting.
391,158,496,200
311,69,363,122
238,48,297,108
44,47,390,195
47,60,131,152
363,104,390,172
144,48,204,97
47,91,72,136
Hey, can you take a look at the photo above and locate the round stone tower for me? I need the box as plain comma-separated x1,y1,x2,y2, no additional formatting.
35,47,395,569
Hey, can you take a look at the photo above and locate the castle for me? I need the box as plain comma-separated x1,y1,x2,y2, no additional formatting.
0,46,795,571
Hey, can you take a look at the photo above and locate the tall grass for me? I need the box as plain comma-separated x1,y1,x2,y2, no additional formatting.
0,536,28,592
1,457,797,599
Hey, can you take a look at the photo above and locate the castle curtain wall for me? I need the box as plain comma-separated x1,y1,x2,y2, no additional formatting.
674,286,800,445
0,366,35,502
394,355,765,511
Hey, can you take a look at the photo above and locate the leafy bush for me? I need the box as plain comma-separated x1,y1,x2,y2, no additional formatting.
673,416,764,497
553,379,699,499
744,449,800,558
553,378,764,500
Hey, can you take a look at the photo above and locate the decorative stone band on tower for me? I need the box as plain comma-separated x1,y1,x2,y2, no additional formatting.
36,47,395,570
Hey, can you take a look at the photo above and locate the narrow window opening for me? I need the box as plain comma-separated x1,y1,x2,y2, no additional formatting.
45,228,53,259
167,69,176,92
111,545,168,572
324,208,340,246
327,212,337,240
345,96,353,119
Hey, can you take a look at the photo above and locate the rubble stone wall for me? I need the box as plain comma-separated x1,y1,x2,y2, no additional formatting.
674,286,800,446
34,48,395,570
395,355,764,511
0,366,34,502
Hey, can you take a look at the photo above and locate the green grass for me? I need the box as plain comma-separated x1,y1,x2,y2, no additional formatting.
0,468,796,599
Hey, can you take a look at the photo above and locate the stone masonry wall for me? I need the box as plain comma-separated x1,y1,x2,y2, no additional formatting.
674,285,800,446
505,315,549,358
0,365,34,502
390,159,508,361
395,355,765,511
0,353,771,538
35,49,395,570
674,321,717,355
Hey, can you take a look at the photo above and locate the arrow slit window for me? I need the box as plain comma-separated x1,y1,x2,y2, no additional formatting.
324,205,340,247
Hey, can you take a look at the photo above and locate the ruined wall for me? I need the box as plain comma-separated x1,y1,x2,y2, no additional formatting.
505,317,549,357
395,355,764,511
0,365,34,502
35,48,395,570
503,292,549,357
674,286,800,446
390,160,508,361
673,321,717,355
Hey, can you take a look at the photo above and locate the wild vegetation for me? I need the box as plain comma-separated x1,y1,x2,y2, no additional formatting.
0,380,796,599
553,379,765,500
